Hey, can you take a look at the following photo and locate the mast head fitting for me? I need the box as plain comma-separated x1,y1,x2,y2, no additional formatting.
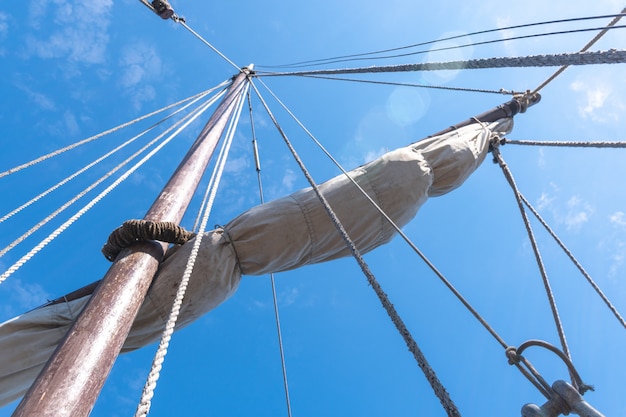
514,90,542,113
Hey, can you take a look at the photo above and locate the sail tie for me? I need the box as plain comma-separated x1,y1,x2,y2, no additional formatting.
101,220,196,261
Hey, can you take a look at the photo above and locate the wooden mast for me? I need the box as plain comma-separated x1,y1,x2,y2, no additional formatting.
12,67,252,417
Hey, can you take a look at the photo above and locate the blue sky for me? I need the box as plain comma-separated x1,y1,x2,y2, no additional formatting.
0,0,625,416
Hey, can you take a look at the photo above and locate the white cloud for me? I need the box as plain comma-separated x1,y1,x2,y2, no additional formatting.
279,287,299,306
63,110,80,136
610,211,626,227
118,41,163,111
0,279,50,317
609,240,625,279
535,189,594,232
570,71,625,123
15,82,57,111
0,12,8,37
119,42,163,88
25,0,113,65
563,196,593,231
281,168,297,191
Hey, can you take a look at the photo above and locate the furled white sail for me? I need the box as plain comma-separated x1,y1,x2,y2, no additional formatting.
0,118,513,407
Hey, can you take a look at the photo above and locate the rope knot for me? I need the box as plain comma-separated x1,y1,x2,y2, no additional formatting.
505,346,519,365
102,219,196,261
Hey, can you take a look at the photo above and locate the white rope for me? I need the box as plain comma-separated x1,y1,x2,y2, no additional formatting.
0,90,226,285
0,93,216,259
0,90,215,225
0,87,225,179
133,81,250,417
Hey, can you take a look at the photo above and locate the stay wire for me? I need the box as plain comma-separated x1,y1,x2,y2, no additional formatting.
252,79,463,417
491,145,574,370
0,87,224,179
0,89,226,285
517,193,626,330
1,88,216,225
533,6,626,93
134,82,249,417
275,74,517,96
246,90,294,417
258,24,626,70
177,20,242,72
504,139,626,148
258,13,626,69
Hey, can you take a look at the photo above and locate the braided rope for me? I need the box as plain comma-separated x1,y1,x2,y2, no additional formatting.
252,80,461,417
504,139,626,148
0,92,223,285
259,49,626,77
0,88,224,179
518,193,626,330
0,93,217,260
533,7,626,93
133,81,249,417
491,144,572,362
0,91,211,225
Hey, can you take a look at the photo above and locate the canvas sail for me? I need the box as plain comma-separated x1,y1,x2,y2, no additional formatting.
0,117,513,407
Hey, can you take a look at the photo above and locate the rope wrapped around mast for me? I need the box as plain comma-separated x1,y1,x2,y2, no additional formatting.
102,220,196,261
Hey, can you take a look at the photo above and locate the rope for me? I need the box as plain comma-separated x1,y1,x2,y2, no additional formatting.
275,74,517,95
0,90,214,225
533,7,626,93
0,92,220,260
251,80,462,417
247,90,294,417
0,88,223,179
258,49,626,78
0,90,224,285
518,193,626,330
504,139,626,148
491,144,573,363
101,220,196,261
258,14,626,69
133,81,249,417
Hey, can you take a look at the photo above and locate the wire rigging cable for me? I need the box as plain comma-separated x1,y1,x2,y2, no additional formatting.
134,82,250,417
0,89,227,285
258,13,626,69
285,74,517,95
258,24,626,70
246,90,293,417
